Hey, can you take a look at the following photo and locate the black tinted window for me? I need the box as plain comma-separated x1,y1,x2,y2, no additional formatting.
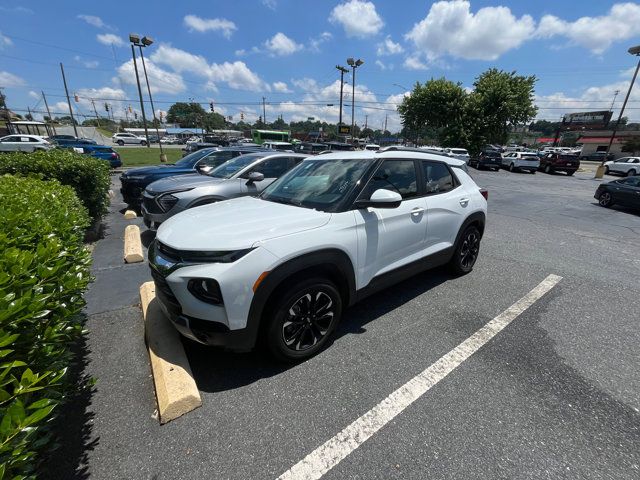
361,160,418,199
199,150,236,167
621,177,640,187
422,161,455,194
253,157,291,178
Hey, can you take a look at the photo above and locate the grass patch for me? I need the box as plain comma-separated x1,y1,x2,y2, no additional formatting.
114,147,183,167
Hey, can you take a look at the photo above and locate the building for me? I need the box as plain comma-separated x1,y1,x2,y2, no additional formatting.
576,130,640,159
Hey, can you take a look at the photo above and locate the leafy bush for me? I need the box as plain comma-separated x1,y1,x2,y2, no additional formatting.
0,175,91,478
0,149,111,220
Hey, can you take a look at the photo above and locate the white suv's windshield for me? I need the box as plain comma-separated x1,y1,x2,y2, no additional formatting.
261,158,372,211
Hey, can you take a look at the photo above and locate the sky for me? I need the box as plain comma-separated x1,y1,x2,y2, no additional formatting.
2,0,640,132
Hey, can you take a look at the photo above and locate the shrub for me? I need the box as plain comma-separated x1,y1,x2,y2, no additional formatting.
0,175,91,478
0,149,111,220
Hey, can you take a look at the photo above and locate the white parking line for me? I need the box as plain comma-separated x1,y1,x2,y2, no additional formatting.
277,274,563,480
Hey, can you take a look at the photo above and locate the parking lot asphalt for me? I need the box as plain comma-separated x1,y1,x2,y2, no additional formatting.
49,168,640,480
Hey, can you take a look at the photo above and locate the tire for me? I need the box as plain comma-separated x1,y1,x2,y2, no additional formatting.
141,140,147,146
598,191,613,208
117,140,124,146
530,170,536,174
604,166,610,175
566,170,574,176
544,164,553,174
626,169,635,177
266,278,343,362
450,225,481,276
509,163,515,172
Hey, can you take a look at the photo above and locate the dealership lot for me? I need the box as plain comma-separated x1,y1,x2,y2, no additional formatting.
49,168,640,480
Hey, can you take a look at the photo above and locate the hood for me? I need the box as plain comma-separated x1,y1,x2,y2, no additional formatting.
157,196,331,250
123,164,190,177
146,173,223,194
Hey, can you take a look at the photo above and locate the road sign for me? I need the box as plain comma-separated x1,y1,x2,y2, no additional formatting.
339,125,351,134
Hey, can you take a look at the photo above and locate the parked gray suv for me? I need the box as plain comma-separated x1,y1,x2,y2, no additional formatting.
142,152,307,230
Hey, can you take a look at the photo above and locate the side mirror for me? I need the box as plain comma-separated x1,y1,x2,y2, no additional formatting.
355,188,402,209
246,171,265,184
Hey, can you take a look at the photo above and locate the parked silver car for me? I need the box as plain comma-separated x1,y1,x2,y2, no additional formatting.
0,134,52,152
141,152,307,230
112,132,147,146
604,156,640,176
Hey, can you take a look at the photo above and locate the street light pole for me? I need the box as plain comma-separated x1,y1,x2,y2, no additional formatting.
137,36,167,162
347,58,363,141
595,45,640,178
336,65,348,129
129,35,150,148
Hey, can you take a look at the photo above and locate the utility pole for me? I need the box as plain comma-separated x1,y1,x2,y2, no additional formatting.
384,114,388,132
130,44,150,147
59,63,78,137
262,97,267,125
347,58,364,139
138,42,166,160
90,99,101,128
364,115,368,130
609,90,620,112
41,91,56,135
27,106,32,120
336,65,348,128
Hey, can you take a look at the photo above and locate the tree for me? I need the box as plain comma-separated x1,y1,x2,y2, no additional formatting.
166,102,207,128
621,137,640,155
470,69,537,145
271,117,289,131
54,115,78,126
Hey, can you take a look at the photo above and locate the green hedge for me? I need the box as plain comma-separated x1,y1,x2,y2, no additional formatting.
0,150,111,220
0,175,91,478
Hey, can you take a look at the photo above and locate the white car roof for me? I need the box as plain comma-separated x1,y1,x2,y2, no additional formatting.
3,134,46,140
312,149,466,167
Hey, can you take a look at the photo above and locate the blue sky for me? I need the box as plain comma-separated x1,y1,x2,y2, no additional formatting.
2,0,640,131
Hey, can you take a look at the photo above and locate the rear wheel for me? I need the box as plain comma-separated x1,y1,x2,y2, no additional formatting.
604,166,610,174
566,170,574,176
266,278,342,362
450,226,481,275
509,163,515,172
626,169,635,177
544,164,553,174
117,140,124,146
141,140,147,146
599,191,613,207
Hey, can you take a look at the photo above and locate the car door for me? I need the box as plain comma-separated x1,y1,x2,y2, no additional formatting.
354,159,426,283
610,158,627,174
616,177,640,206
197,150,236,171
422,160,468,254
0,136,17,152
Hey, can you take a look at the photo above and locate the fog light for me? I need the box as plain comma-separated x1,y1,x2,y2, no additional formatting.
188,278,223,305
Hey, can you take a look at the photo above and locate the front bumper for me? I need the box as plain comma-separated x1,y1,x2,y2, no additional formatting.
120,177,146,205
479,159,501,168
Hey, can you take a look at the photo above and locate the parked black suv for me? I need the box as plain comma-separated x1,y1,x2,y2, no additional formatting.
469,150,502,170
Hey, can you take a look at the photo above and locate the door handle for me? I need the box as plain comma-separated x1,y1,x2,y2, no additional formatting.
411,207,425,215
459,197,470,207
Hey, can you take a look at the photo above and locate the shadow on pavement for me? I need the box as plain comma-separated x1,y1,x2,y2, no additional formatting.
39,319,97,480
141,229,156,248
188,266,451,394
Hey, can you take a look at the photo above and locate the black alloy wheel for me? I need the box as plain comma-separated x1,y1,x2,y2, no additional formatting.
267,278,342,361
599,191,613,207
450,226,481,275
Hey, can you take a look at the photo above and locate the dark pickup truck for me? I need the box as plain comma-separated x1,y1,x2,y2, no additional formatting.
539,153,580,176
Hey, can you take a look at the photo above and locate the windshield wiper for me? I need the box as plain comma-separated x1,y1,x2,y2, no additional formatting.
264,196,303,207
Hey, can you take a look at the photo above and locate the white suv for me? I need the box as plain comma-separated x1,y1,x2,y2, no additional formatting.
112,132,147,146
149,150,487,361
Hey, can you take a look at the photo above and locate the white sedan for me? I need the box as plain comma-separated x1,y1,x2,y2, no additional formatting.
0,134,52,152
501,151,540,173
604,157,640,176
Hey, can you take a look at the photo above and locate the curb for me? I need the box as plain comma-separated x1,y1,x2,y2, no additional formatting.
124,225,144,263
139,282,202,424
124,209,137,220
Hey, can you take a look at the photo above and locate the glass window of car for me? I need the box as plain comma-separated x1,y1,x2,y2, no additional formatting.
422,161,456,194
250,156,291,178
360,159,418,200
174,148,217,167
198,150,236,167
209,153,266,178
620,177,640,187
261,158,373,211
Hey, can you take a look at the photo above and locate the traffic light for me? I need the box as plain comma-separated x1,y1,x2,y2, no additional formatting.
134,112,138,119
159,111,163,122
104,103,109,112
240,112,244,121
209,102,214,113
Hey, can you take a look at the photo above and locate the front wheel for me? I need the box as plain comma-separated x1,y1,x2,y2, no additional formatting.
544,164,553,174
140,140,147,146
604,166,610,175
566,170,574,176
266,278,342,362
599,191,613,207
509,163,515,172
627,169,636,177
117,140,124,146
450,225,481,275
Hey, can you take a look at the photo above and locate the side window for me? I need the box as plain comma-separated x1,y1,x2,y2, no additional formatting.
254,157,291,178
20,137,30,142
199,151,235,167
360,159,418,200
422,161,455,194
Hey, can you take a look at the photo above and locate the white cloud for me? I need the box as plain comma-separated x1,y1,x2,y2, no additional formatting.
117,59,186,94
329,0,384,38
0,71,24,87
77,14,108,28
272,81,292,93
375,60,387,70
536,3,640,54
183,14,237,39
291,77,319,92
28,90,39,99
263,32,303,56
377,36,404,56
309,32,332,53
405,0,535,61
150,44,267,92
0,31,12,49
84,60,100,68
403,56,428,70
262,0,277,10
97,33,124,47
235,49,246,57
0,6,33,14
